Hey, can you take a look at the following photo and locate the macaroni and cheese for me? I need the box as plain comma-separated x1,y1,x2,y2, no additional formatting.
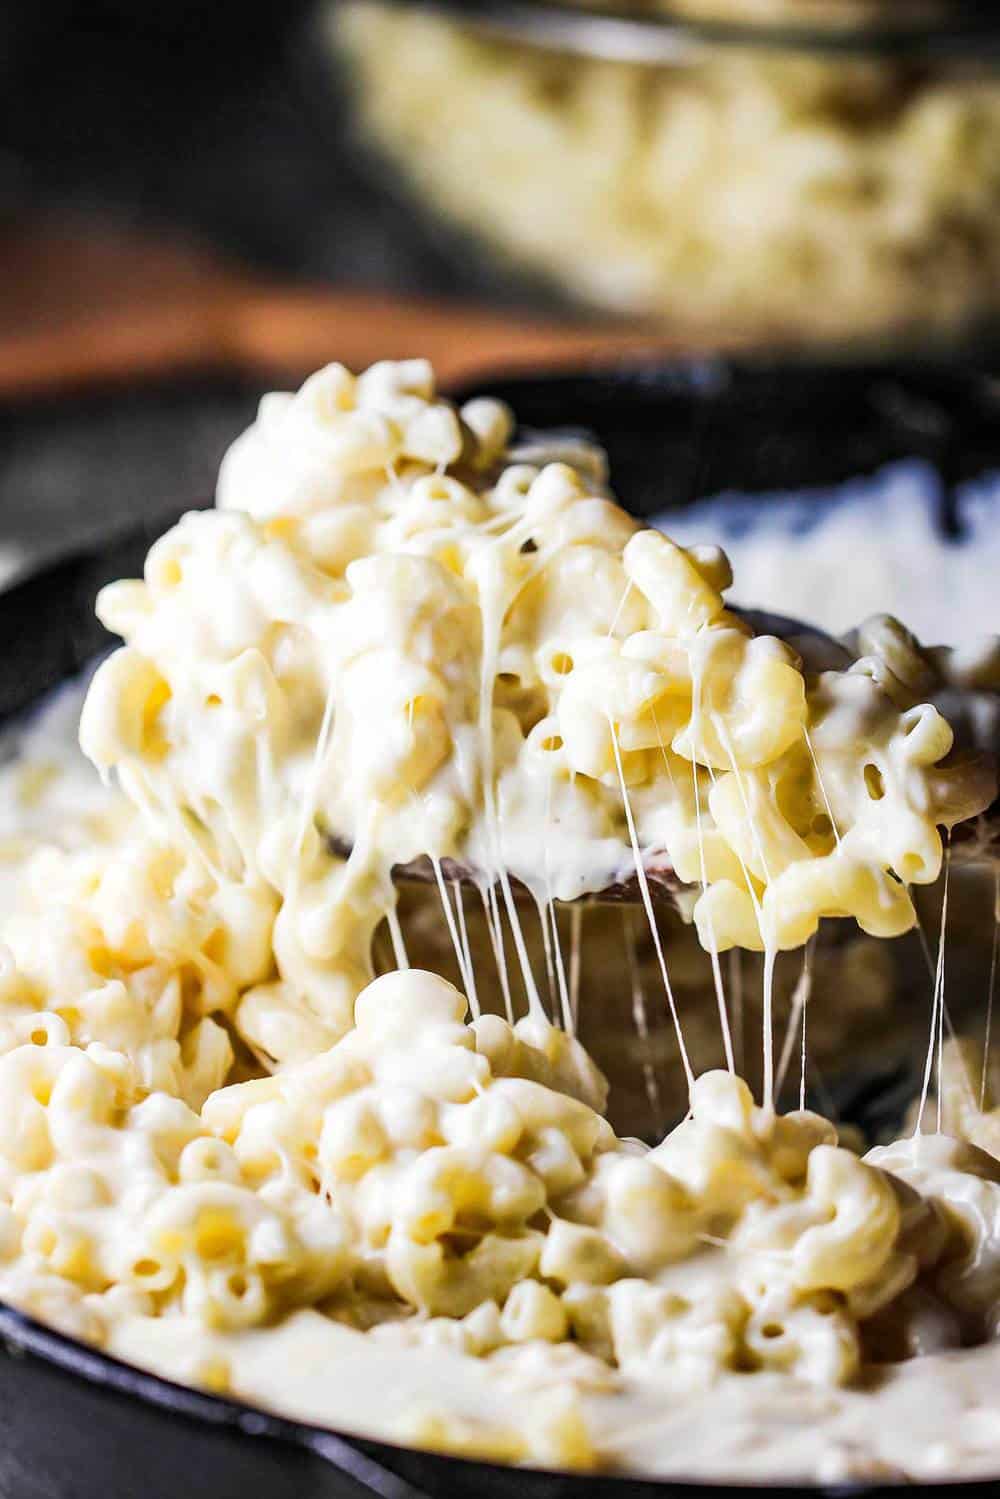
0,360,998,1481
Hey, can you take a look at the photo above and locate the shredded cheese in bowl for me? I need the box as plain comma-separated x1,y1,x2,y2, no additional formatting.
0,359,999,1481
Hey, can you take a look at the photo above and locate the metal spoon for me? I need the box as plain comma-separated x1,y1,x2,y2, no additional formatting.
324,607,999,904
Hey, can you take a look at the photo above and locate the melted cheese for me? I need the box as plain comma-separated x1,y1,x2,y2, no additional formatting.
0,360,997,1482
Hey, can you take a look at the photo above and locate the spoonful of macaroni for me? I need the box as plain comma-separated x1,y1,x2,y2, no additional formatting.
77,358,998,1067
323,602,998,909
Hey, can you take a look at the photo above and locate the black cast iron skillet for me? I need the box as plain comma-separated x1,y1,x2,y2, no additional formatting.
2,355,1000,1499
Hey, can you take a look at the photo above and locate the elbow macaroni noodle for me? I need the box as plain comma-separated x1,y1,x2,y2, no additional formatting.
0,359,997,1479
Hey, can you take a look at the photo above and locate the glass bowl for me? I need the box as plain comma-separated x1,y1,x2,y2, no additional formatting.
313,0,1000,349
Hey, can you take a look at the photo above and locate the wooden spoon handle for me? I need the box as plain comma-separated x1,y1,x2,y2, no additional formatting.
0,281,706,401
0,221,746,400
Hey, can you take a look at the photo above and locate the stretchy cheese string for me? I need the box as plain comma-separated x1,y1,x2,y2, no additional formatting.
913,887,977,1118
729,949,745,1076
568,903,583,1033
692,754,735,1074
606,578,634,640
295,677,337,859
128,764,226,889
651,699,734,1073
386,903,410,971
622,907,664,1135
610,717,694,1094
704,742,776,1113
731,840,775,1111
541,775,573,1032
800,964,808,1112
984,866,1000,1110
936,841,953,1136
915,843,951,1138
482,879,515,1026
804,724,842,849
551,904,573,1033
452,876,480,1020
430,853,476,1011
539,902,558,1022
774,939,814,1106
477,552,544,1022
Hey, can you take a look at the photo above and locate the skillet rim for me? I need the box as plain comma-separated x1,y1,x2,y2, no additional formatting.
5,1295,997,1498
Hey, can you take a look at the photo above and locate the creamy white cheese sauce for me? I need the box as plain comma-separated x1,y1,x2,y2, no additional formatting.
0,361,999,1482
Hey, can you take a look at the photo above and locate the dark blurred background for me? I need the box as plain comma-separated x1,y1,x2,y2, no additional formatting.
3,0,1000,600
0,0,537,298
0,0,645,579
